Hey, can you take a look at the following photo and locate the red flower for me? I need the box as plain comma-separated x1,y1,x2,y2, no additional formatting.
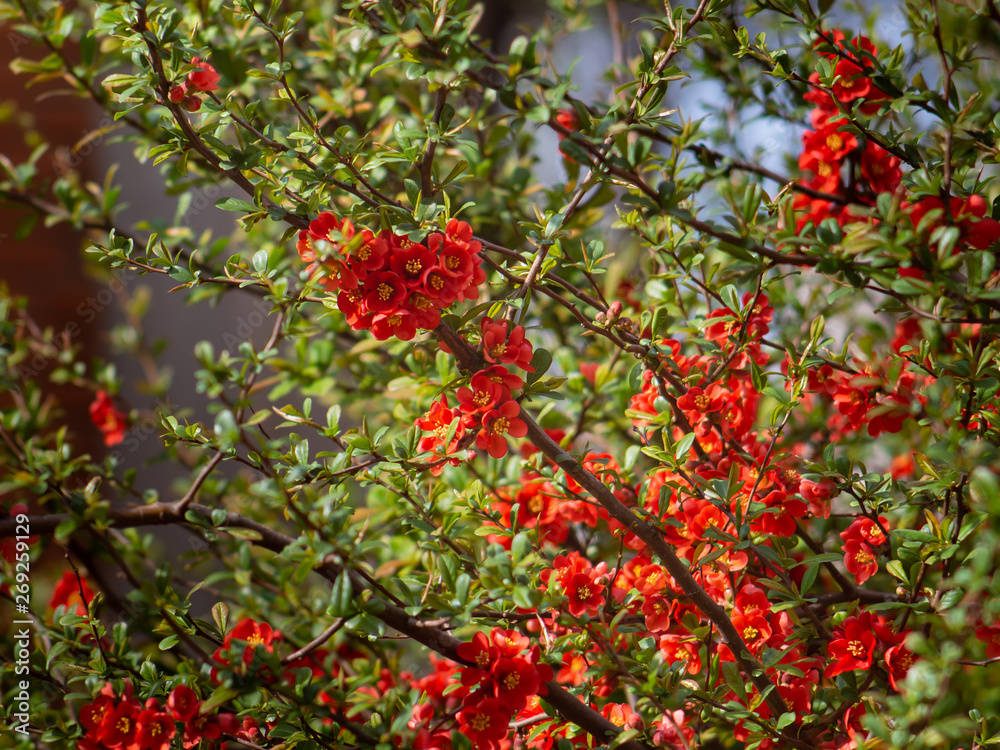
371,310,417,341
742,292,774,337
975,623,1000,659
182,714,224,748
802,123,857,162
676,385,724,422
98,700,139,748
297,213,361,291
658,635,702,675
490,627,530,658
226,617,276,648
421,265,463,306
797,149,842,193
166,685,200,722
842,539,878,583
564,571,605,617
840,516,889,547
824,617,876,677
362,270,407,314
187,56,220,92
49,569,94,617
633,564,668,596
457,631,497,684
651,709,696,749
390,241,437,289
89,391,129,446
490,657,540,711
885,643,916,691
168,84,186,103
457,371,510,414
416,396,469,474
337,288,372,330
480,364,523,392
407,292,443,329
554,108,579,138
832,375,874,430
731,612,772,654
602,703,641,730
480,317,534,372
641,595,673,632
213,617,280,674
555,109,581,158
860,141,901,194
348,229,388,274
476,400,527,459
457,697,510,750
79,695,115,739
438,243,473,279
135,709,176,750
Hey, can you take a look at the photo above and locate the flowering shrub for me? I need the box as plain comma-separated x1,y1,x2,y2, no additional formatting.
3,2,1000,750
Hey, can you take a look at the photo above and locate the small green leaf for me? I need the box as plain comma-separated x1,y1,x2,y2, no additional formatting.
327,570,355,617
212,602,230,635
215,197,258,212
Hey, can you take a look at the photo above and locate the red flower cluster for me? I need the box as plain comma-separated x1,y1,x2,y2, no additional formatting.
89,391,130,447
795,34,900,230
76,683,259,750
49,569,95,617
799,358,925,439
795,31,999,260
210,617,363,726
408,654,467,750
417,317,535,462
905,193,1000,255
840,515,889,584
168,57,220,112
455,628,553,749
825,610,915,689
297,214,485,341
806,32,890,114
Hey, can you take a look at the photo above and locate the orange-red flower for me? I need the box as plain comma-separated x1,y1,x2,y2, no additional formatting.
187,56,220,92
824,617,876,677
89,391,129,446
457,698,509,750
49,569,94,617
476,400,527,459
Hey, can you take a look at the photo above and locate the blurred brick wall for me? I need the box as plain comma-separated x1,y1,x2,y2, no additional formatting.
1,21,99,447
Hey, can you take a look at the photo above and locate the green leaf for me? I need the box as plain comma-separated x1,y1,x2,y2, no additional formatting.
795,552,842,566
674,432,696,461
200,686,240,714
215,197,258,212
327,570,355,617
212,602,230,635
526,348,553,385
